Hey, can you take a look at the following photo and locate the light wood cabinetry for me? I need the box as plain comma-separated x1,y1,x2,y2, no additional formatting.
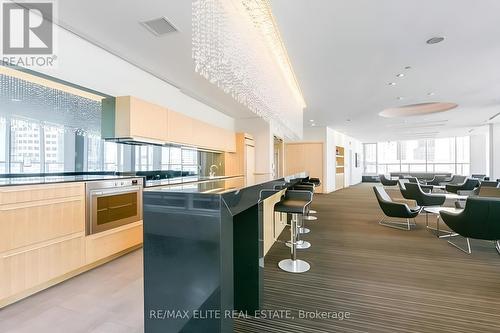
85,221,143,264
0,183,85,253
336,146,345,190
110,96,236,152
285,142,324,193
167,109,193,145
0,182,142,308
0,183,86,303
262,189,287,256
115,96,168,142
0,234,85,300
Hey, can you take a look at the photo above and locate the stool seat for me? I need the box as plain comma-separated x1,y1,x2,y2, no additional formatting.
275,199,309,214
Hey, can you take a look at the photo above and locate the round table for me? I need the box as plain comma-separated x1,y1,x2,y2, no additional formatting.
423,206,463,237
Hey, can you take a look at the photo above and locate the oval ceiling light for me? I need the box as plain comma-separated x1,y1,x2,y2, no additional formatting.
426,36,445,44
379,102,458,118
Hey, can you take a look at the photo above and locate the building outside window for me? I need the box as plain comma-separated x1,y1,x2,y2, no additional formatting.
363,136,470,175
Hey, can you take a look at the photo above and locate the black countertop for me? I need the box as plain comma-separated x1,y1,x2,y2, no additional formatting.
0,174,141,187
144,175,243,188
142,172,308,332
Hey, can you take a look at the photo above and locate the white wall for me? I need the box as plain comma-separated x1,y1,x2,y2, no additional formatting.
25,25,235,131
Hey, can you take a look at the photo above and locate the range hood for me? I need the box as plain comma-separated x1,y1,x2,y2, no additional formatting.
104,136,165,146
101,96,168,146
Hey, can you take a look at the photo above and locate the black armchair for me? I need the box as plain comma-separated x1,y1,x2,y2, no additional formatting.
404,182,446,208
439,175,466,186
379,174,398,186
441,197,500,254
445,178,480,194
427,175,451,186
373,186,420,230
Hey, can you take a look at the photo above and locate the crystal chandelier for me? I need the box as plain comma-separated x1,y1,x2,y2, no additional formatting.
192,0,305,138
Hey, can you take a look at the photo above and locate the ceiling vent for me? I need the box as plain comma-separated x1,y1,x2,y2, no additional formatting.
141,17,178,36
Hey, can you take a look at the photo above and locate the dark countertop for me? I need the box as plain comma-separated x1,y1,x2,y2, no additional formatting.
142,172,308,332
0,174,141,187
144,175,243,188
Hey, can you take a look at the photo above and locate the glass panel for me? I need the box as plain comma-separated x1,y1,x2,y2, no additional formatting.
170,147,181,165
87,136,102,171
377,142,399,174
400,140,426,165
456,136,470,163
161,146,170,169
0,117,6,173
135,145,153,171
43,125,64,172
103,141,118,171
96,192,138,225
10,118,41,173
427,138,455,164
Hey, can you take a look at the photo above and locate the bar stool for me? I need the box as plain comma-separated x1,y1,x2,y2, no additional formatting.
275,190,313,273
293,184,317,236
307,178,321,214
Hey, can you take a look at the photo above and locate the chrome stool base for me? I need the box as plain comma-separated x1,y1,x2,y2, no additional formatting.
278,259,310,273
309,210,317,214
298,227,310,234
286,240,311,249
303,215,317,221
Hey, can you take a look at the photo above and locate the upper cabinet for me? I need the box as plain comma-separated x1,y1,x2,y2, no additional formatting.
103,96,236,152
115,96,168,142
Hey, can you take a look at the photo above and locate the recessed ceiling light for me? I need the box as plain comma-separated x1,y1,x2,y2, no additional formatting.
309,119,314,122
427,92,435,96
388,82,396,86
396,73,404,78
346,119,351,122
426,36,445,44
311,123,315,127
404,66,412,70
397,96,404,100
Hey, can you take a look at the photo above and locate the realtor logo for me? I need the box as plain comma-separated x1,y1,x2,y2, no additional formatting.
2,1,53,54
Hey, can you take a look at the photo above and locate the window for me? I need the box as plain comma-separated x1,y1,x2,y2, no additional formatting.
135,145,154,171
87,136,102,171
103,141,118,171
10,118,41,173
44,125,64,172
363,136,470,176
363,143,376,174
0,118,6,173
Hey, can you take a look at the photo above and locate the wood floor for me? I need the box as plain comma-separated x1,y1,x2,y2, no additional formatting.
2,183,500,332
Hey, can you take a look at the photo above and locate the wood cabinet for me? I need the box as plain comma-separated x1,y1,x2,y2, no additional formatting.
0,183,85,253
110,96,236,152
85,221,143,264
0,183,86,304
285,142,324,193
0,234,85,301
115,96,168,142
0,182,141,307
167,109,193,145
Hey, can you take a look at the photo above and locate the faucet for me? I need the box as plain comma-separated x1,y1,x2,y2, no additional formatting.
209,164,219,178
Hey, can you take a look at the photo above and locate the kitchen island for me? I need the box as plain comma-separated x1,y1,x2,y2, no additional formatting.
143,173,307,333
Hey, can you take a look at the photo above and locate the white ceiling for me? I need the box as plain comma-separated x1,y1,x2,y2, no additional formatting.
57,0,500,142
55,0,256,121
270,0,500,141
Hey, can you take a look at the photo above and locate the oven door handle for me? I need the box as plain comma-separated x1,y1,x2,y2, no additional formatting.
90,186,142,196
